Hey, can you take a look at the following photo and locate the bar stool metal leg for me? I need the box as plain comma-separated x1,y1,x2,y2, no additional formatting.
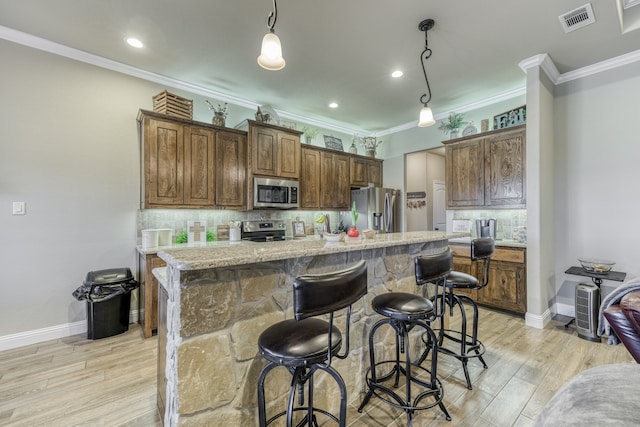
358,314,451,425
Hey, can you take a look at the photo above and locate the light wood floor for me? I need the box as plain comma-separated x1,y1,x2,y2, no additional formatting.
0,309,634,427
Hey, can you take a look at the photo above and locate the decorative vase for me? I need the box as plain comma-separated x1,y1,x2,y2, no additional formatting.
347,226,360,238
212,112,226,127
365,148,376,158
349,142,358,154
450,129,459,139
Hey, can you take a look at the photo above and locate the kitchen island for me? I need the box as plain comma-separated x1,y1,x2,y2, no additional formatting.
155,231,457,426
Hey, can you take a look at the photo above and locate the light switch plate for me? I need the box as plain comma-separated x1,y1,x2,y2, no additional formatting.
12,201,26,215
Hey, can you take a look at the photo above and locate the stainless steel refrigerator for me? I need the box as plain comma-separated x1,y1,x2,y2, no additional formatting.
349,187,400,233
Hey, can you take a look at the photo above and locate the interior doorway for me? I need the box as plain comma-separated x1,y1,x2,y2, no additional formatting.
404,147,446,232
433,180,446,231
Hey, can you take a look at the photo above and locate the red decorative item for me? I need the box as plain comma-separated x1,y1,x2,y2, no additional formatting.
347,226,360,238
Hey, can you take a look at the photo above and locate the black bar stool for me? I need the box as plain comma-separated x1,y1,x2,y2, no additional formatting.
433,237,494,389
358,249,452,426
257,260,368,427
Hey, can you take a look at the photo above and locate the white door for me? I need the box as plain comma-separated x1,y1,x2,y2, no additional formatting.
433,180,446,231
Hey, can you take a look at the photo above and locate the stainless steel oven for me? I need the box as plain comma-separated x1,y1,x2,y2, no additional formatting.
253,177,299,209
241,220,287,242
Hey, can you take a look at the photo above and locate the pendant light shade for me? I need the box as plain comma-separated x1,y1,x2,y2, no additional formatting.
418,19,436,127
258,0,285,71
418,106,435,127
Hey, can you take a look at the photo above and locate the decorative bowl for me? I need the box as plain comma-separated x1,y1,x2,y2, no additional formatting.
324,232,345,243
362,229,376,239
578,258,615,274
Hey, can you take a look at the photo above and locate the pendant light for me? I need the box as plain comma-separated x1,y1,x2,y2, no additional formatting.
418,19,435,127
257,0,286,71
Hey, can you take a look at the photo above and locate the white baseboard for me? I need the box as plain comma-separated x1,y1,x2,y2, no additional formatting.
525,308,553,329
0,309,139,352
555,302,575,317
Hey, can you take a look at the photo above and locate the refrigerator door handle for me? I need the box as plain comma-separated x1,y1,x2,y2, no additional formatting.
384,193,393,232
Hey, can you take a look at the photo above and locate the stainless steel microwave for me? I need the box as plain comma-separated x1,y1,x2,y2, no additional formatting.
253,177,299,209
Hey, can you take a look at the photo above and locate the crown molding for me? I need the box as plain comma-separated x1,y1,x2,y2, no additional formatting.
519,49,640,85
556,48,640,84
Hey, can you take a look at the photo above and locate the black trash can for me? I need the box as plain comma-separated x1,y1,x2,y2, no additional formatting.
72,268,139,340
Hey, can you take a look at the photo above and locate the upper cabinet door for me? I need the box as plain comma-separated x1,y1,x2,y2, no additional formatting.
366,159,382,187
350,157,367,187
445,138,485,208
146,118,184,206
215,131,246,209
183,126,215,206
484,127,526,207
277,132,300,178
252,126,278,176
300,148,321,209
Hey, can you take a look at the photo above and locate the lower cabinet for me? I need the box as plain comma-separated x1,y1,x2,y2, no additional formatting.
137,252,166,338
450,244,527,314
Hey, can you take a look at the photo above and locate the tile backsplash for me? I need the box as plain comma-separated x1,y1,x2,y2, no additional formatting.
449,209,527,241
137,209,340,242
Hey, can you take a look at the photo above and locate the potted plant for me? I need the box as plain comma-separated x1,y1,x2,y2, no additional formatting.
301,127,320,144
347,202,360,237
359,136,383,157
206,100,228,127
438,112,466,139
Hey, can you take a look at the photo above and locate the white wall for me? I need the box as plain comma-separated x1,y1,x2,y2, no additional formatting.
0,39,258,343
553,60,640,313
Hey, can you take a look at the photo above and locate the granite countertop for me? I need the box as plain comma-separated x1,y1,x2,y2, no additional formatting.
448,236,527,248
136,239,249,256
155,231,464,271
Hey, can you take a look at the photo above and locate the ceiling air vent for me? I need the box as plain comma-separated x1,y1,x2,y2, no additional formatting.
623,0,640,9
559,3,596,33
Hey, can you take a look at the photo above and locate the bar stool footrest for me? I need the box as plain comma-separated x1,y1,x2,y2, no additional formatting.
360,360,449,417
426,329,487,363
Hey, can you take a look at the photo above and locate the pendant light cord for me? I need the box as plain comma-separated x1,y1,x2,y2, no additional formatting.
420,29,433,107
267,0,278,33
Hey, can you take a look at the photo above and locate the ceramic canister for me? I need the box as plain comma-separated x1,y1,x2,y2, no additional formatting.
141,229,159,249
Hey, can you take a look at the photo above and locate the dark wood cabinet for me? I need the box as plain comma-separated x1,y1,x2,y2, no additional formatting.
484,127,526,207
215,131,246,209
300,145,383,209
143,118,184,207
246,120,301,179
449,243,526,314
350,156,383,188
183,126,215,206
137,252,166,338
300,147,350,210
443,125,525,209
300,148,321,208
139,110,247,209
445,139,485,208
320,151,350,209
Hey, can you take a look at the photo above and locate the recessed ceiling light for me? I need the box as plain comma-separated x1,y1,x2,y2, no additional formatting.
391,70,403,78
126,38,144,48
329,102,339,109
